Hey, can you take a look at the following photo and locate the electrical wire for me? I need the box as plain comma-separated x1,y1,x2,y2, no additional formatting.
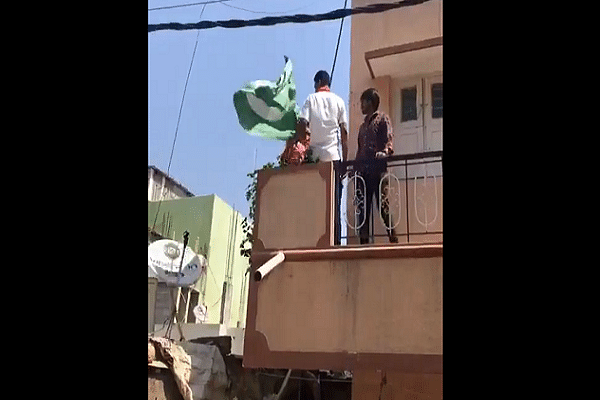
148,0,432,32
330,0,348,87
221,1,318,15
149,312,174,336
150,3,208,232
149,0,229,12
166,5,204,187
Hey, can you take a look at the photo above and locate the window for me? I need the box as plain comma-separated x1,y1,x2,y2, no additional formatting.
401,86,418,122
431,83,443,119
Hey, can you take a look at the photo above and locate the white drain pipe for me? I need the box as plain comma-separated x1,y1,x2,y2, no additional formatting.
254,251,285,281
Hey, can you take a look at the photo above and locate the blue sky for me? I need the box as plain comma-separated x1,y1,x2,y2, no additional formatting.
148,0,352,217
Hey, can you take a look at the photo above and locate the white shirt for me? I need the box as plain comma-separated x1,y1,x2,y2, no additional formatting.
299,91,348,162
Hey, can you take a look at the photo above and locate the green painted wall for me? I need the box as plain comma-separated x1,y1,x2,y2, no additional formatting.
148,194,250,327
209,196,250,328
148,195,214,258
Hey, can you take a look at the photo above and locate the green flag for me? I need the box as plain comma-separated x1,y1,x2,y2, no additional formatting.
233,58,298,141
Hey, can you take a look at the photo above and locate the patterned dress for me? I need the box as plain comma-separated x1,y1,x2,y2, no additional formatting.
280,135,311,166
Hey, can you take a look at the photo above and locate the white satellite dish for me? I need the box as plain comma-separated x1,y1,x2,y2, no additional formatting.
148,239,206,287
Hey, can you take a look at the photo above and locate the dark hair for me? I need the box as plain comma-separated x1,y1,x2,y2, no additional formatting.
313,70,330,86
360,88,380,110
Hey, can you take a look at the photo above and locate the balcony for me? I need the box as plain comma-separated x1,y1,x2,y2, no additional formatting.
244,152,443,377
335,150,443,245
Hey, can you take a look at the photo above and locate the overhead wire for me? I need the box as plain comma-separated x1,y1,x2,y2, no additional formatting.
150,3,208,232
148,0,432,32
148,0,230,12
330,0,348,87
221,1,318,15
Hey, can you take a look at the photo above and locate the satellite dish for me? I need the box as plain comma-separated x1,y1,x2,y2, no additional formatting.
148,239,206,287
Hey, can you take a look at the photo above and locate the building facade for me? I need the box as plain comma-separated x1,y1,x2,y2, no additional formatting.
148,165,195,202
346,0,443,245
148,193,250,355
243,1,443,398
349,0,442,156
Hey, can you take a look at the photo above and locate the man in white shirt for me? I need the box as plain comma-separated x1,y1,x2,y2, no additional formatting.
297,70,348,245
297,70,348,162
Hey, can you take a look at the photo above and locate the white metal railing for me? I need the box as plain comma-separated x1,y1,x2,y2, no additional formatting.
413,164,439,230
334,151,443,244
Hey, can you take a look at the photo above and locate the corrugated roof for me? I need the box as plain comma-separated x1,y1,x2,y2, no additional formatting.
148,165,195,197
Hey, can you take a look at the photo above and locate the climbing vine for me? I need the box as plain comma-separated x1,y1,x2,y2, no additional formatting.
239,160,278,259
